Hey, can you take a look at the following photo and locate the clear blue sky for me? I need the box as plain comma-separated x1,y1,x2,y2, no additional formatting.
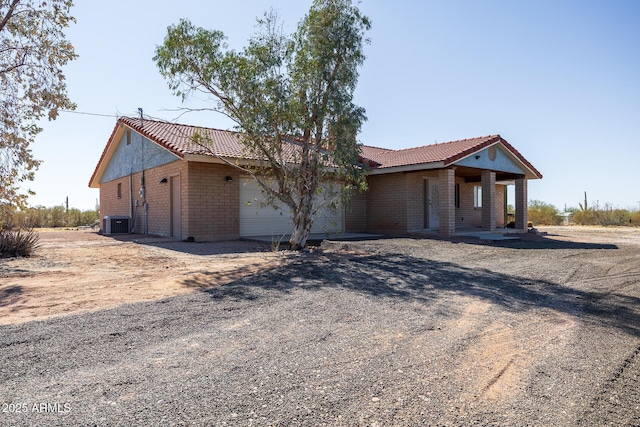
29,0,640,211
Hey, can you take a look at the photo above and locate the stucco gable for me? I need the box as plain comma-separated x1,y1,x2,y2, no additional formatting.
100,129,180,184
453,143,525,175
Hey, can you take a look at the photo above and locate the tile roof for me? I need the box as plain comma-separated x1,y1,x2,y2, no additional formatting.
360,135,542,178
118,116,246,158
90,117,541,187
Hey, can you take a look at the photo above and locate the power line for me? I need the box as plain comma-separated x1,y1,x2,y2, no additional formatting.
59,109,118,118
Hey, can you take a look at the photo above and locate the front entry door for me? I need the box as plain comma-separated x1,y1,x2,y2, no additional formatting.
424,179,439,229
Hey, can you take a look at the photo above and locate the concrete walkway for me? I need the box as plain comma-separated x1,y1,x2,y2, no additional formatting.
242,232,384,244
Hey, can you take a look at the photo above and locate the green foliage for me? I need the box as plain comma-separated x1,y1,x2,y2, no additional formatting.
528,200,562,225
154,0,370,249
0,0,77,208
571,202,636,226
10,206,99,228
0,227,40,257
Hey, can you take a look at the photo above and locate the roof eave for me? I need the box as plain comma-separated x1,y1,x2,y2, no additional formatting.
88,121,127,188
367,161,446,175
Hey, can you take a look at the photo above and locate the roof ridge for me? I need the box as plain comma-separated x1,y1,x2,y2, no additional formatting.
387,134,500,154
361,144,394,151
119,116,236,134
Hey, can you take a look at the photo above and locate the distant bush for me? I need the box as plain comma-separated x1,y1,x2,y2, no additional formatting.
571,202,636,226
0,227,41,258
11,206,99,228
528,200,562,225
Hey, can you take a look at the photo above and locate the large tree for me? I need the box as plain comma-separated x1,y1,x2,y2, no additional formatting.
0,0,77,209
154,0,370,249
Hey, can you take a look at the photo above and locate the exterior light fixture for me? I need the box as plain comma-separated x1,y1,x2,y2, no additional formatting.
225,176,233,182
160,178,168,183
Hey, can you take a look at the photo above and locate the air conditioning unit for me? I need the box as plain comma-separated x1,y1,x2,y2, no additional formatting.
103,216,130,234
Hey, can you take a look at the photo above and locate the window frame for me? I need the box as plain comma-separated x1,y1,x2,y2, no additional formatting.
473,185,482,208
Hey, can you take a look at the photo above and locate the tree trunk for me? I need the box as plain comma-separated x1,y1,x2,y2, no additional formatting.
289,193,314,250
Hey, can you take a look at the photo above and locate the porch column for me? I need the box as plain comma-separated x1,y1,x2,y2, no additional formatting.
515,177,528,230
481,170,496,231
438,168,455,237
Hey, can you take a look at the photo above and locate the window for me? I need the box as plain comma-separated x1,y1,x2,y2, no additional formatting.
117,182,122,199
126,130,131,145
455,183,460,208
474,185,482,208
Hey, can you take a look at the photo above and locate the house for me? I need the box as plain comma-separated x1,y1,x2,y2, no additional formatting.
89,117,542,240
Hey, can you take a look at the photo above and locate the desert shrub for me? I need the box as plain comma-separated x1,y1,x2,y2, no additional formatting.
597,208,631,226
12,206,99,228
528,200,562,225
0,227,41,258
572,203,634,226
571,209,598,225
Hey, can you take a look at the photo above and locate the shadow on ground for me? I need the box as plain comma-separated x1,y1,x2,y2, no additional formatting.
404,232,620,250
188,252,640,337
0,285,22,307
102,232,273,256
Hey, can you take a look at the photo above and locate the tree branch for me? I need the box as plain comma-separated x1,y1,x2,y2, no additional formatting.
0,0,21,34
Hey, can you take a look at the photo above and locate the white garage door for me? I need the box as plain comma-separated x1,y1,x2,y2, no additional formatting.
239,177,343,237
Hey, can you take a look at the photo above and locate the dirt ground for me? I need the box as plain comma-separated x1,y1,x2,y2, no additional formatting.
2,226,640,326
1,225,639,425
0,229,286,325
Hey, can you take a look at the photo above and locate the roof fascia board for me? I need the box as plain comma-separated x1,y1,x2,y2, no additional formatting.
367,161,446,175
182,154,227,164
89,123,127,188
493,143,540,180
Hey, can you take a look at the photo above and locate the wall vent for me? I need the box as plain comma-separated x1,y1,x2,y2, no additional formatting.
103,216,130,234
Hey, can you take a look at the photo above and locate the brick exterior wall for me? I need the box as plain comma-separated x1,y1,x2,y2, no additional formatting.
100,160,240,241
481,170,496,231
100,160,186,237
405,170,440,230
101,160,512,239
343,171,509,234
364,174,408,233
515,178,528,230
185,162,240,241
455,179,478,228
455,181,506,229
496,185,506,228
344,190,367,232
438,169,456,236
99,179,131,222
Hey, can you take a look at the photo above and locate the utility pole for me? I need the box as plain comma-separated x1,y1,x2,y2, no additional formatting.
65,196,69,213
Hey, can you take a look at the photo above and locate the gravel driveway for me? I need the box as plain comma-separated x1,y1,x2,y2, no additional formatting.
1,228,639,426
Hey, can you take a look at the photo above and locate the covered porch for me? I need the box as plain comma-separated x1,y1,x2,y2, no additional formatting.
434,166,529,237
346,134,542,237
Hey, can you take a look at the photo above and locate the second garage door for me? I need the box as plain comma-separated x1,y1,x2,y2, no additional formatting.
239,177,343,237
